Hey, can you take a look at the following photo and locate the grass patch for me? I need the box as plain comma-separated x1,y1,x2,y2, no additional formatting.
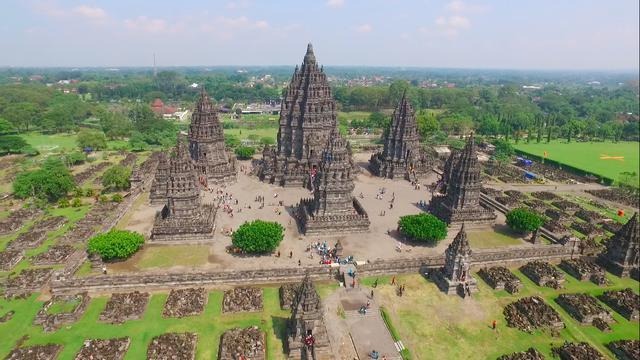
129,245,210,270
46,298,80,315
223,128,278,142
467,227,524,249
380,306,412,359
513,140,639,185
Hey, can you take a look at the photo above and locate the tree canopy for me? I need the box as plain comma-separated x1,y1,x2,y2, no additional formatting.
13,157,75,202
398,213,448,244
506,208,544,233
102,165,132,191
232,220,284,253
87,230,145,261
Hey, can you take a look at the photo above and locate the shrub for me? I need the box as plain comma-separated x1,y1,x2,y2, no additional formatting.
102,165,132,191
84,188,95,197
111,193,123,203
234,146,255,160
13,158,75,202
232,220,284,253
71,198,82,207
63,151,87,166
0,135,33,155
99,195,109,203
87,230,144,261
506,207,544,233
57,198,70,208
398,213,447,244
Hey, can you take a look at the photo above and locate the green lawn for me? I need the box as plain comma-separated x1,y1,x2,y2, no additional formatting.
129,245,211,270
513,141,639,185
467,226,524,249
373,269,639,360
223,128,277,142
0,287,292,360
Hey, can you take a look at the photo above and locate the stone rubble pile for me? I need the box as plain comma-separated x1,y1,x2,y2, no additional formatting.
531,191,560,201
34,292,90,332
31,245,75,265
598,288,639,321
279,283,300,310
607,339,640,360
555,293,614,326
478,266,522,294
559,259,607,285
100,291,150,324
586,188,639,208
5,268,54,298
520,261,565,289
504,296,564,333
147,332,197,360
218,326,265,360
223,287,263,313
552,341,604,360
163,288,207,318
0,208,42,235
497,347,545,360
74,337,130,360
5,344,63,360
0,249,24,271
73,161,112,185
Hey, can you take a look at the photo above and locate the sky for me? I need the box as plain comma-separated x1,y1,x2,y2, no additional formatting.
1,0,638,70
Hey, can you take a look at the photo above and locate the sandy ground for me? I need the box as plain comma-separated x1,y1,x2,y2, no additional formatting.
113,152,528,273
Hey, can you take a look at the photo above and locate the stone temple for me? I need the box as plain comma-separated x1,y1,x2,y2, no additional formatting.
151,135,216,242
287,274,331,360
259,43,338,188
297,130,370,235
428,134,496,227
599,212,639,279
369,91,434,181
432,224,478,297
149,152,169,205
188,88,237,187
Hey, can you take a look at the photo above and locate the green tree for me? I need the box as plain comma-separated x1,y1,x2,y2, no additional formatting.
128,132,149,151
397,213,447,244
0,135,30,155
13,158,75,202
77,129,107,150
506,208,544,233
0,118,15,134
3,102,38,132
99,110,132,139
492,139,515,166
87,230,144,261
232,220,284,253
416,111,440,138
102,165,132,191
235,146,255,160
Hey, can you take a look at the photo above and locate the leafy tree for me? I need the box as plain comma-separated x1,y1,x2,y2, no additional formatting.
416,111,439,138
87,230,144,261
128,132,149,151
492,139,515,166
99,110,132,139
13,158,74,202
102,165,132,191
61,151,87,167
0,118,15,134
397,213,447,244
0,135,30,155
235,146,255,160
506,208,544,233
3,102,38,132
111,193,124,203
232,220,284,253
77,129,107,150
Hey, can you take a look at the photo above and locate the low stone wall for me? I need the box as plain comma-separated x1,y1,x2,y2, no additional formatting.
51,243,579,294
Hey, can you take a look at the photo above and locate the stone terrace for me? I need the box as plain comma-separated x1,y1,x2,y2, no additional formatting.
5,268,54,298
520,261,565,289
147,332,198,360
74,338,130,360
222,287,263,313
34,292,90,332
0,249,24,271
607,339,640,360
31,245,75,266
162,288,207,318
99,291,150,324
555,293,614,326
559,259,607,285
218,326,265,360
497,348,545,360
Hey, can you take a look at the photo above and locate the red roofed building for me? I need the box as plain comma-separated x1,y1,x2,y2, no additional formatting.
150,98,177,116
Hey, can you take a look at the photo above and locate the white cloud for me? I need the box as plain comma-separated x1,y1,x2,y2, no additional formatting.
31,1,66,17
124,16,169,33
435,15,470,36
446,0,487,14
226,1,250,10
72,5,108,22
355,23,372,33
326,0,345,8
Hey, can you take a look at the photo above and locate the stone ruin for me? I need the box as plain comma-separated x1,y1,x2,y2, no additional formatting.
369,91,434,181
73,161,111,185
433,224,478,297
571,221,603,239
223,287,263,313
34,292,90,332
31,245,75,266
504,296,564,333
607,339,640,360
0,208,42,236
520,261,565,289
575,209,605,223
287,273,332,360
74,338,130,360
530,191,560,201
555,293,614,329
163,288,207,318
100,291,150,324
598,288,639,321
478,266,522,294
497,348,545,360
279,283,300,310
523,199,549,213
150,152,170,204
599,212,639,278
218,326,265,360
147,333,197,360
5,344,63,360
601,221,623,234
0,249,24,271
544,209,571,224
559,259,607,285
551,200,580,213
5,268,54,298
586,188,639,208
496,196,521,207
552,342,604,360
7,230,48,251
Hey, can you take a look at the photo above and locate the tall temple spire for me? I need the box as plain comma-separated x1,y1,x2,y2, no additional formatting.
599,212,639,278
369,89,434,180
428,133,496,226
258,43,340,188
433,223,479,296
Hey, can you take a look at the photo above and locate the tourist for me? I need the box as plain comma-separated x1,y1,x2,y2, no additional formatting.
366,300,370,308
276,251,281,258
371,289,374,298
298,259,301,266
492,320,497,330
289,251,293,258
391,276,396,285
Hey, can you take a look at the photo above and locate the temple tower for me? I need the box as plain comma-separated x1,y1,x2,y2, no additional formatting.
297,131,370,235
599,212,639,278
149,152,169,205
259,43,339,188
433,224,478,296
151,135,216,242
369,91,433,180
188,88,236,186
428,134,496,227
287,274,332,360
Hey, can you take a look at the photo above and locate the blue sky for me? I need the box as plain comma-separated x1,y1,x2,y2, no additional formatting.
1,0,638,69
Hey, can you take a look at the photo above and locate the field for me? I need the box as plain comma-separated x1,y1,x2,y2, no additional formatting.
366,270,639,360
513,141,639,185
